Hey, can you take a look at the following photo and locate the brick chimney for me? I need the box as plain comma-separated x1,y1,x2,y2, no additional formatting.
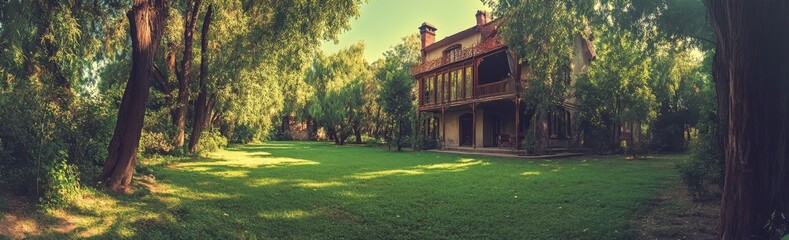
476,10,489,26
419,22,437,49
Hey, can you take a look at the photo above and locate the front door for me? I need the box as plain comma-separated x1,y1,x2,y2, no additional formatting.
489,116,501,147
459,114,473,146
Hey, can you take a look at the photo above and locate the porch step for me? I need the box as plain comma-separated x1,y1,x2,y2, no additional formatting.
443,147,522,155
443,147,591,155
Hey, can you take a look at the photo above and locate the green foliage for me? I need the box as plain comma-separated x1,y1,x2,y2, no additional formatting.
522,122,537,154
676,119,722,201
230,124,258,144
306,43,370,145
194,131,227,156
421,137,440,150
647,47,708,152
377,34,420,151
140,131,175,155
40,155,83,208
489,0,587,112
574,29,656,153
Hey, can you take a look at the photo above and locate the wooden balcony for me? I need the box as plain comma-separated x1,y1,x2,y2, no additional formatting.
475,78,515,98
419,78,516,109
412,37,506,75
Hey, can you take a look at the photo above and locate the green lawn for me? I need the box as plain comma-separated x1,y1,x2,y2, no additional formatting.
24,141,685,239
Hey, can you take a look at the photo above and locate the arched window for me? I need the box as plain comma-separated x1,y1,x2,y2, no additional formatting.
443,44,462,62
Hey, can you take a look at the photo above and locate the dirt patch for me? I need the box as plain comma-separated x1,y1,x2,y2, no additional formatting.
632,183,720,239
0,195,76,239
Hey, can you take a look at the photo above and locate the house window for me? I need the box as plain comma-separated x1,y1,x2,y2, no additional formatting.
438,74,444,103
423,77,432,104
444,44,462,62
465,66,473,98
549,108,571,138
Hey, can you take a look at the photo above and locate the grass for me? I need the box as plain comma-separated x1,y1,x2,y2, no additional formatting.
2,141,687,239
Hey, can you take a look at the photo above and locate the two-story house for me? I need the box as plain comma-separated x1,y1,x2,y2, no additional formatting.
413,11,596,153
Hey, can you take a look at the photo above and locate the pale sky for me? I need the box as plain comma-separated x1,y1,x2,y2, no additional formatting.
320,0,492,63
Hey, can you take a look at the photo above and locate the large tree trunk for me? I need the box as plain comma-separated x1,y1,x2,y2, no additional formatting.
396,119,404,151
704,1,789,238
353,119,362,144
100,0,168,193
187,4,213,155
172,0,203,147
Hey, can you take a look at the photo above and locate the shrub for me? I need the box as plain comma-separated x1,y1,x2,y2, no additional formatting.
39,153,83,208
648,112,689,152
195,131,228,155
138,105,176,155
522,126,537,154
139,131,175,155
584,123,619,154
231,124,258,143
421,137,440,150
676,122,722,201
66,101,115,178
364,137,386,147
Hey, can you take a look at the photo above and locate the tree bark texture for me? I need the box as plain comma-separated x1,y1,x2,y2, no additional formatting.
704,1,789,238
173,0,202,147
100,0,168,193
353,119,362,144
188,4,213,154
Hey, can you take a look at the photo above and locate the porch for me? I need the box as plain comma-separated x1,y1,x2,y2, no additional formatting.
418,98,526,150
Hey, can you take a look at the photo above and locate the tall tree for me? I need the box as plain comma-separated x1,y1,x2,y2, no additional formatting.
377,34,420,151
188,4,214,154
575,30,656,152
172,0,203,148
703,1,789,238
306,43,369,145
100,0,168,192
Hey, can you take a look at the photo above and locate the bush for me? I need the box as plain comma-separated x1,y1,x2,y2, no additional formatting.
421,137,440,150
195,131,228,155
584,123,619,154
139,130,174,155
231,124,258,143
139,105,176,155
66,101,115,178
676,122,722,201
648,111,688,152
522,126,537,154
364,137,386,147
40,155,83,208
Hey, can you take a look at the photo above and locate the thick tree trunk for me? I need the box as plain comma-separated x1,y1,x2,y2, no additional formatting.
173,0,203,147
100,0,168,193
704,1,789,239
353,119,362,144
396,120,403,152
187,4,213,155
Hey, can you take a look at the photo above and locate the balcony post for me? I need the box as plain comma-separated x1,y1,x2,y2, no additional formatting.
416,111,421,150
472,103,477,149
514,98,521,150
441,107,447,149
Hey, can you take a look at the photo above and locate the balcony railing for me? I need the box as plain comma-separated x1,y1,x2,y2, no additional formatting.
475,78,515,98
412,37,506,75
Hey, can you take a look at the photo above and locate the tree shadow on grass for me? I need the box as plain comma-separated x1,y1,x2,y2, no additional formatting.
3,143,684,239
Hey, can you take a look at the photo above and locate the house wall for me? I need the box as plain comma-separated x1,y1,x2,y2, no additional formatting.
437,104,528,148
437,108,487,147
475,108,485,147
